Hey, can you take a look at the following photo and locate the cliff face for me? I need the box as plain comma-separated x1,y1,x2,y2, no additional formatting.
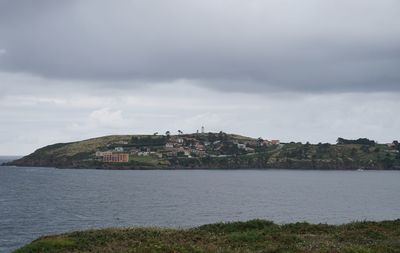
5,134,400,170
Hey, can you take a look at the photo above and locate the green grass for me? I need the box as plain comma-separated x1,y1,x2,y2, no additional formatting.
129,155,167,167
46,135,132,157
14,219,400,253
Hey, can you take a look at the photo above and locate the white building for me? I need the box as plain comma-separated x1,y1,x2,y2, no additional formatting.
237,143,246,149
95,151,112,157
165,143,174,148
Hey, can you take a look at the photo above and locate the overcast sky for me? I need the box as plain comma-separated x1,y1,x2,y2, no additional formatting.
1,0,399,155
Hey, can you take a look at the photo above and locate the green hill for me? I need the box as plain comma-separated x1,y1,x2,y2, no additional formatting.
13,219,400,253
5,133,400,170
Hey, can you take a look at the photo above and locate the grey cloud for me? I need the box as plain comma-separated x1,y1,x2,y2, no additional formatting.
1,0,400,92
1,81,400,155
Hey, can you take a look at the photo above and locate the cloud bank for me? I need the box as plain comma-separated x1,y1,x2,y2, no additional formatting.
0,1,399,155
1,72,399,155
1,0,400,92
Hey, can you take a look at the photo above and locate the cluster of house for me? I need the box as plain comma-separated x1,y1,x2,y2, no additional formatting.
163,136,280,157
164,136,207,158
263,139,280,145
387,141,400,153
94,135,281,163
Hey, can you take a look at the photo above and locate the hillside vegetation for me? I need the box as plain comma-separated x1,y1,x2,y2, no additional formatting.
6,133,400,170
14,219,400,253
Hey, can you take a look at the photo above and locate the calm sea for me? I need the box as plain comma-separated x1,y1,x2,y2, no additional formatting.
1,166,400,252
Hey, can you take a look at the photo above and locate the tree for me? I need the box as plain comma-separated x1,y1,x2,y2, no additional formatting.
337,137,375,145
316,143,331,158
393,140,399,151
337,138,345,144
218,131,228,141
178,130,183,135
165,131,170,137
153,132,158,136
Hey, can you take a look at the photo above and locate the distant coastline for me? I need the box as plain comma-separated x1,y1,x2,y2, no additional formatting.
5,133,400,170
0,156,22,165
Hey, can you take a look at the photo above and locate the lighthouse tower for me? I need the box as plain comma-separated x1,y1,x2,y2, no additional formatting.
201,126,205,134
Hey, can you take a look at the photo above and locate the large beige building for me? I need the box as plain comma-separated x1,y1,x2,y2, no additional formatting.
102,152,129,163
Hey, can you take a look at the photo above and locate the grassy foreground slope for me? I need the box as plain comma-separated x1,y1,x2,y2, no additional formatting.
14,219,400,253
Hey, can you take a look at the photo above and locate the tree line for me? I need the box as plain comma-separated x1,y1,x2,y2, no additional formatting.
336,138,376,145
